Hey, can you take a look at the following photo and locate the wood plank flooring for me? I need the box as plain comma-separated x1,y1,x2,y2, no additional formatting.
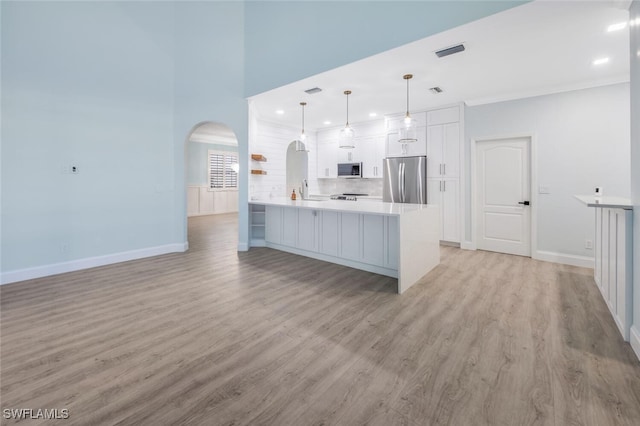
1,213,640,425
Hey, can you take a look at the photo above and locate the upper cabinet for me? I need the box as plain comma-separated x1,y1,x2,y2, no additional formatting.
427,121,460,178
316,122,386,179
360,136,385,178
317,134,338,178
385,112,427,158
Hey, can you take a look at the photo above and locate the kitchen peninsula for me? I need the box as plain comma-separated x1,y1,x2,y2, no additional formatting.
249,199,440,294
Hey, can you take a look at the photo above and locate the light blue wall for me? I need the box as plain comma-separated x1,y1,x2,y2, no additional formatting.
629,0,640,350
244,0,528,96
172,1,247,249
1,1,177,270
187,142,238,186
1,1,247,272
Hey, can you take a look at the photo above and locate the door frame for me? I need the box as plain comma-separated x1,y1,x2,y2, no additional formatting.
469,133,537,256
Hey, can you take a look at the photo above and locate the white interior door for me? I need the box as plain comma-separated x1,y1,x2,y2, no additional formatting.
476,138,531,256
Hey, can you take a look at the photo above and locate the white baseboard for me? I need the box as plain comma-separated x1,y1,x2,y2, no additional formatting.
460,241,476,250
250,239,266,248
0,242,189,285
631,326,640,362
533,250,594,268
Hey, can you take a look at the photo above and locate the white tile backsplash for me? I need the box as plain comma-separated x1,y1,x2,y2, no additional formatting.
316,178,383,196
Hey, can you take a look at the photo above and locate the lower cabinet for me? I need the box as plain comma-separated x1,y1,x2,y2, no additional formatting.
265,206,282,244
594,207,633,341
363,215,384,266
427,177,459,243
297,209,318,252
281,207,298,246
340,213,361,261
319,211,339,256
264,206,398,274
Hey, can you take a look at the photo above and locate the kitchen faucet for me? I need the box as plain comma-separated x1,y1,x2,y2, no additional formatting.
299,179,308,200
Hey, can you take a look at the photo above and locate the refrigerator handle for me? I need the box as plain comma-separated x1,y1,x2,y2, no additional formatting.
397,163,402,202
401,163,406,203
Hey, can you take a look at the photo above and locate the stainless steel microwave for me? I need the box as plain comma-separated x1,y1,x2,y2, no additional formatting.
337,162,362,178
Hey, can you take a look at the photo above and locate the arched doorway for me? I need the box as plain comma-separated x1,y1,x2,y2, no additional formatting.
184,121,239,244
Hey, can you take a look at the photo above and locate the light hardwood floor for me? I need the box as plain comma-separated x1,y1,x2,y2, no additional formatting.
2,214,640,425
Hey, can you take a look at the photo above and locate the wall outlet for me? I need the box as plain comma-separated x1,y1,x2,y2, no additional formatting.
71,165,79,174
585,239,593,249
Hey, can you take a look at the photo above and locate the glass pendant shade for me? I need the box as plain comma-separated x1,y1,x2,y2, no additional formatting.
398,74,418,143
398,113,418,143
339,125,355,148
339,90,355,148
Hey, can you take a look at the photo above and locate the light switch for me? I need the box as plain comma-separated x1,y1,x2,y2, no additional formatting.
538,186,550,194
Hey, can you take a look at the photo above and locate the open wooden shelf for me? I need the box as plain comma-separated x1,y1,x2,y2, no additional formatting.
251,169,267,175
251,154,267,162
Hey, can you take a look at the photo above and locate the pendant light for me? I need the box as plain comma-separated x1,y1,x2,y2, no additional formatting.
338,90,355,149
398,74,418,143
295,101,309,152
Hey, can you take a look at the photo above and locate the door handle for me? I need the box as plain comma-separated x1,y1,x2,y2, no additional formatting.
443,180,446,191
439,164,443,175
443,164,446,175
518,201,530,206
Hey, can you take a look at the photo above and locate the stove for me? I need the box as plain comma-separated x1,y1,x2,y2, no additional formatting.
330,193,369,201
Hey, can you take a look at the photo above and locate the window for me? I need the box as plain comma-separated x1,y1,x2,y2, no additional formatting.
208,150,238,190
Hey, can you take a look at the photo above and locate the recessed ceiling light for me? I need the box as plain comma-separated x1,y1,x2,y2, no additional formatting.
369,112,377,117
592,57,610,66
275,110,284,115
607,22,627,32
323,120,331,125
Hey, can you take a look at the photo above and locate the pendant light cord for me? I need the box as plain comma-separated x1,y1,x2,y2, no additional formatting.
403,74,413,118
300,101,306,136
344,90,351,127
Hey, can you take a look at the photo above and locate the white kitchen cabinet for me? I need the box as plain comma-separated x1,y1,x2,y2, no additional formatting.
427,122,459,178
340,213,361,261
361,136,385,178
362,215,384,265
265,206,282,244
281,207,298,246
385,112,427,158
297,209,318,252
319,211,339,256
427,178,460,243
337,146,358,163
594,207,633,341
426,105,460,126
386,128,427,158
317,136,338,178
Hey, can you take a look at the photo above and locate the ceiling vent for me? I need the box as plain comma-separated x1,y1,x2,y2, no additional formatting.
435,44,465,58
429,87,443,94
304,87,322,95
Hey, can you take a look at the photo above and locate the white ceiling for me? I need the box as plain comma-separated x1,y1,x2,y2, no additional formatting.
249,0,630,133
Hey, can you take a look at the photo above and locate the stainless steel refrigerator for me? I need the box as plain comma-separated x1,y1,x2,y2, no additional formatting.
382,156,427,204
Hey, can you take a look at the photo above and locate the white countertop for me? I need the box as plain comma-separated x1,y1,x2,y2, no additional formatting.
574,195,633,210
250,197,437,216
